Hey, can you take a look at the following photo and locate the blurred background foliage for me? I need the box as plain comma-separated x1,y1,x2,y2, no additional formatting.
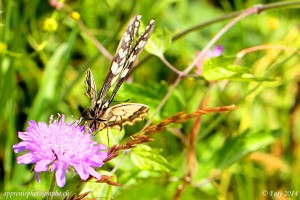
1,0,300,199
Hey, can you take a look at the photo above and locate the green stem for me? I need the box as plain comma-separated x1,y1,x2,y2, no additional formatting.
47,172,56,200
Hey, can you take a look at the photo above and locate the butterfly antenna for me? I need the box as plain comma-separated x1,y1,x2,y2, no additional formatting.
112,98,131,103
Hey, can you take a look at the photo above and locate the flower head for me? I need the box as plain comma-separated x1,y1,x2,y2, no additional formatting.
195,45,224,75
13,114,107,187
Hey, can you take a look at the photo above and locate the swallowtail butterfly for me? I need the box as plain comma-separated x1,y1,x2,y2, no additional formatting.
84,15,155,131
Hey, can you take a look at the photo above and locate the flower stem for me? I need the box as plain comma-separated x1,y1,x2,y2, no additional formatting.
48,172,56,200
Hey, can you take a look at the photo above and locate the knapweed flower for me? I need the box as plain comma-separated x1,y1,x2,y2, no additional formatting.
195,45,224,75
13,114,107,188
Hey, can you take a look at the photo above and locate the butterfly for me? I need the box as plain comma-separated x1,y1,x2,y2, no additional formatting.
84,15,155,131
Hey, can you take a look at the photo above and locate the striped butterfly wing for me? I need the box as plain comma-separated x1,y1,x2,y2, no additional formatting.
107,16,155,104
85,15,155,131
97,103,149,130
84,68,98,110
97,16,140,105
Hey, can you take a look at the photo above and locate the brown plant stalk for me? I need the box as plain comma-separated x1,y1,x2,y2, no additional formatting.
104,105,237,163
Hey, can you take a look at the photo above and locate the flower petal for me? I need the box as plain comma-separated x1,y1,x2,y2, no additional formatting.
88,154,106,167
35,159,53,172
18,131,29,141
55,167,66,187
73,164,89,180
13,142,30,153
86,166,101,180
17,153,39,164
35,172,40,182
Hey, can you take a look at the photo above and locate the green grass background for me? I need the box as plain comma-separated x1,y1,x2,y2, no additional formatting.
1,0,300,199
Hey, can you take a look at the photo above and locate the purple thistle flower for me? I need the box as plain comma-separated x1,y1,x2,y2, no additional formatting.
13,114,107,188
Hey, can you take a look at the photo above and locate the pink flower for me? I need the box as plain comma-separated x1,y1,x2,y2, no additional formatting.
195,45,224,75
49,0,63,10
13,114,107,187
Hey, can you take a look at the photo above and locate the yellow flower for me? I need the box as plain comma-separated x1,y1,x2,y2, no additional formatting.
43,17,58,32
70,11,80,21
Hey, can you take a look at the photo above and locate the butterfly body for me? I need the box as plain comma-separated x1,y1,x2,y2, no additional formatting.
84,15,155,131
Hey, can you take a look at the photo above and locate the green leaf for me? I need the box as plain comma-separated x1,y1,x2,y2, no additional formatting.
119,81,167,112
80,171,115,200
131,144,176,171
119,82,161,106
202,56,274,81
214,129,282,169
94,128,125,147
145,28,172,57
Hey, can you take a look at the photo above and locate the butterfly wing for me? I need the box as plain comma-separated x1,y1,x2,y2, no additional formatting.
98,103,149,130
97,15,143,106
84,68,98,109
107,17,155,104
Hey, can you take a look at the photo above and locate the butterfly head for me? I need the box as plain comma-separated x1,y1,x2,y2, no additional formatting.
96,99,110,111
88,104,106,131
